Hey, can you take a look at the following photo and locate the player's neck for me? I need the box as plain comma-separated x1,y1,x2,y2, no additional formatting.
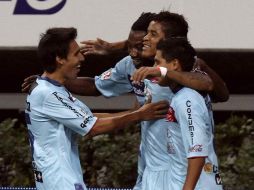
42,71,65,85
169,82,183,94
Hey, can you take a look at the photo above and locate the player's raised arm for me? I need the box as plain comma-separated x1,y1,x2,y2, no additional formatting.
80,38,127,55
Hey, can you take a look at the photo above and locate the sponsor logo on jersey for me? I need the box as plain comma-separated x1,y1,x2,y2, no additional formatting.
74,183,84,190
34,170,43,183
133,83,145,97
127,74,145,97
186,100,194,144
167,142,176,154
100,69,112,80
32,161,42,182
215,173,222,185
80,115,93,128
167,129,176,154
166,106,177,122
188,144,203,152
53,92,83,117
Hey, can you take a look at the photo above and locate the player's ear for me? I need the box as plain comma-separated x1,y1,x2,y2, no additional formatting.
172,59,181,71
56,56,65,65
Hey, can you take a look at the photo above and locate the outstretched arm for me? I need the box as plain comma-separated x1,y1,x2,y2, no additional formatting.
22,75,101,96
65,77,101,96
80,38,127,55
131,66,214,91
194,58,229,102
88,100,168,136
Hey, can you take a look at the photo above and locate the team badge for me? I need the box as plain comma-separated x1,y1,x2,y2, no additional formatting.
166,106,177,122
188,144,203,152
204,162,213,173
100,69,112,80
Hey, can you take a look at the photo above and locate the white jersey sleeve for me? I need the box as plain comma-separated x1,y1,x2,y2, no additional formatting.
42,91,97,136
172,88,210,158
95,56,134,97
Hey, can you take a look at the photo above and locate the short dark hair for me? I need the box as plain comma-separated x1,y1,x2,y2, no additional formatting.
131,12,155,32
153,11,188,38
157,37,196,71
38,27,77,73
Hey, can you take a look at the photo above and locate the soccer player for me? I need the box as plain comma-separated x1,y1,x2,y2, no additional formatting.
135,38,223,189
24,27,169,190
81,12,228,189
22,11,227,189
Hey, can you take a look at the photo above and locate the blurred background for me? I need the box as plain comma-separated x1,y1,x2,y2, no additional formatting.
0,0,253,189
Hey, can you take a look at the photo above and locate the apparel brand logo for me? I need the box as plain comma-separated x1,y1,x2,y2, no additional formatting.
12,0,67,15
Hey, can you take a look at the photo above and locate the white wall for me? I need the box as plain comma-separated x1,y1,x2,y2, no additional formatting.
0,0,253,49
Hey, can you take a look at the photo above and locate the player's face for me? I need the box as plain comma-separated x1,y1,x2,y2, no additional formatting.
61,40,84,81
142,21,165,58
154,50,176,86
127,30,146,68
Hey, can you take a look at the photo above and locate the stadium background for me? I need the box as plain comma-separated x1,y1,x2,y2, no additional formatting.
0,0,253,189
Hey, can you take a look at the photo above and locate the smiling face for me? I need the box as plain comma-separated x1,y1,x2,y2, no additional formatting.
142,21,166,58
58,40,84,81
127,30,147,68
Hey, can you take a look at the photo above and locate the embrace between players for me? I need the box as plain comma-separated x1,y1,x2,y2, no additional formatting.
22,11,229,190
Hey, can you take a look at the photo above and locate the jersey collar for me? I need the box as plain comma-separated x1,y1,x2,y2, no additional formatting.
38,76,62,87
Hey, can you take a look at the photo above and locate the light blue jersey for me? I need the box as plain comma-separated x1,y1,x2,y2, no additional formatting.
142,79,179,190
25,77,97,190
95,56,146,190
170,87,223,190
95,56,146,105
142,80,222,190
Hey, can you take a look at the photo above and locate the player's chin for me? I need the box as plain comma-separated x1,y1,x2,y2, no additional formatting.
141,49,155,59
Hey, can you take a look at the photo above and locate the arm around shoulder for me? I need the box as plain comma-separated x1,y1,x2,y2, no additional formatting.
194,58,229,102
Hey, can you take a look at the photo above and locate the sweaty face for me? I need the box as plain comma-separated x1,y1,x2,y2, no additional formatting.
60,40,84,81
127,30,147,68
142,21,165,58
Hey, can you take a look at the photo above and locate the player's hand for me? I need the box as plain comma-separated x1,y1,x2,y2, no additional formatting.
80,38,111,55
193,58,207,71
21,75,38,93
137,100,169,120
131,66,161,84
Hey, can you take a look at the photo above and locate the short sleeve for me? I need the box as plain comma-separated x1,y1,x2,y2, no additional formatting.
173,92,209,158
95,56,134,97
42,92,97,136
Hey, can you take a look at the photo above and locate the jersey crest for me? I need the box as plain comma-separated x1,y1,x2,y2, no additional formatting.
166,106,177,122
100,68,112,80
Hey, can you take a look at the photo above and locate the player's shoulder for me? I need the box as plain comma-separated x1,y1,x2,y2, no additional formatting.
116,56,134,67
175,87,201,99
173,87,205,107
29,78,63,100
115,55,135,74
